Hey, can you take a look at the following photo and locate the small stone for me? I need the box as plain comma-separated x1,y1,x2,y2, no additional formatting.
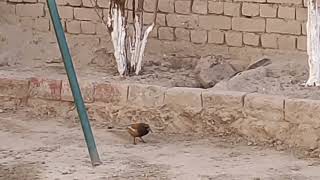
0,109,4,113
46,58,62,64
276,145,286,151
290,165,301,171
309,146,318,151
247,141,253,146
308,161,320,166
304,151,310,156
61,170,73,175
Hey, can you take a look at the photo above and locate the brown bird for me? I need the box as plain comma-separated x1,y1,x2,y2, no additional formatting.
127,123,152,145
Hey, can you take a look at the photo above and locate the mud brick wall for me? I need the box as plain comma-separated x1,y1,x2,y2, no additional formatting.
0,0,309,54
2,73,320,152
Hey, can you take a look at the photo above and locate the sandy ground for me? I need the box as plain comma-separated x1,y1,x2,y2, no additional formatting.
212,55,320,100
0,111,320,180
2,20,320,179
0,23,200,88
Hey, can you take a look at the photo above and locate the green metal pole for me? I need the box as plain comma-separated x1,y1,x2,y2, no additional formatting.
46,0,101,166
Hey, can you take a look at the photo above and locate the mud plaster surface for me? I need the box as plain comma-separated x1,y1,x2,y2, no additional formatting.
1,111,320,180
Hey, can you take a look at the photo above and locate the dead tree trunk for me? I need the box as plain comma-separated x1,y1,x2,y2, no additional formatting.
306,0,320,86
106,0,127,76
106,0,158,76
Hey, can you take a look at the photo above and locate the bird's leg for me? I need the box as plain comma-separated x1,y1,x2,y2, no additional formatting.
139,137,146,143
133,137,137,145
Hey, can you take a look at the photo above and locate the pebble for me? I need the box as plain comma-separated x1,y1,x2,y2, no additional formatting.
61,170,73,175
269,143,274,147
276,140,282,145
289,165,301,171
276,145,286,151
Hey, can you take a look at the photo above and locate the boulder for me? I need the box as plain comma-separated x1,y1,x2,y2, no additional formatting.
195,55,237,88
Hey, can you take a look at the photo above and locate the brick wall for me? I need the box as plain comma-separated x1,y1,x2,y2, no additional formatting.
0,0,309,55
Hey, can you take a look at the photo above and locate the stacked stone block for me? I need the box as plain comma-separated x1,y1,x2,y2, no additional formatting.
3,72,320,150
0,0,310,52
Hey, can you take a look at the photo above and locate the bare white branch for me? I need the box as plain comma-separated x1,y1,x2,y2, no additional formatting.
105,0,158,76
306,0,320,86
108,3,127,76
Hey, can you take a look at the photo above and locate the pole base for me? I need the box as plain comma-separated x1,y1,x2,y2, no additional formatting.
92,161,102,167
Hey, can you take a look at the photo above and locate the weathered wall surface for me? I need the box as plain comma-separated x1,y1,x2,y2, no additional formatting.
0,0,309,60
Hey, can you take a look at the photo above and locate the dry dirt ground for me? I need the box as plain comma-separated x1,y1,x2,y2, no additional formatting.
212,56,320,100
1,111,320,180
3,19,320,180
0,23,201,88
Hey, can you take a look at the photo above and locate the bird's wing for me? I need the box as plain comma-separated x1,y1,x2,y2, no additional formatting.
127,126,139,137
128,126,137,132
128,126,138,133
130,123,142,129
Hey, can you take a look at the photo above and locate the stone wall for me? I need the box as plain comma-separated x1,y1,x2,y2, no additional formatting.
0,0,309,59
2,72,320,154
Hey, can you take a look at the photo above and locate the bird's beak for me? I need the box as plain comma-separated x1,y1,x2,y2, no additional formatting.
149,128,153,133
